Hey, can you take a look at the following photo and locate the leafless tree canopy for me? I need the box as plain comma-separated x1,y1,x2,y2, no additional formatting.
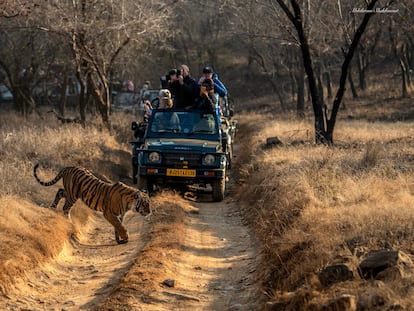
0,0,412,138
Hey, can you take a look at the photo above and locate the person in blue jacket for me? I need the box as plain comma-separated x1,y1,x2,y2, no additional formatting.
197,67,225,125
198,66,227,97
198,66,227,125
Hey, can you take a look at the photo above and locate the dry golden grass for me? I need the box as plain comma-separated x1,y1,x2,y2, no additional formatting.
0,110,137,201
0,196,71,295
0,110,138,295
236,104,414,309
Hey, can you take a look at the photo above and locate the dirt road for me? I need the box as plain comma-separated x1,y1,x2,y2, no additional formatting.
1,205,149,310
127,195,259,311
1,191,259,310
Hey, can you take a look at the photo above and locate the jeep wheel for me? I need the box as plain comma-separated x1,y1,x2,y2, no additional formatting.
227,145,233,169
132,164,138,184
138,176,154,194
212,176,226,202
138,175,147,189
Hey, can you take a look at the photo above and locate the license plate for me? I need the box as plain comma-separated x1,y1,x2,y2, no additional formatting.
166,168,196,177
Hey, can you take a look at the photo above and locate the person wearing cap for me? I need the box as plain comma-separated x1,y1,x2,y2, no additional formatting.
152,89,181,132
198,67,228,125
198,66,227,98
158,89,174,109
160,69,177,89
166,68,181,104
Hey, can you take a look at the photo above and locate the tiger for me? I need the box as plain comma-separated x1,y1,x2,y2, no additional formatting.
33,163,151,244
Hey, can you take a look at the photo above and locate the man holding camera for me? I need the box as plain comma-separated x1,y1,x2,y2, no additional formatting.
198,66,227,98
168,65,199,109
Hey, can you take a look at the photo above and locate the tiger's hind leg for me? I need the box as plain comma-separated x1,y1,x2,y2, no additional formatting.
52,188,76,215
104,210,128,244
50,188,75,216
50,188,65,209
62,200,76,215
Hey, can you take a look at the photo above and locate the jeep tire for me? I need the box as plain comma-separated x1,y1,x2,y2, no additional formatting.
138,175,154,194
132,164,138,184
212,175,226,202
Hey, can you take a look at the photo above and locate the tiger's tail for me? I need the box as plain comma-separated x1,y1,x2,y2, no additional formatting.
33,164,63,187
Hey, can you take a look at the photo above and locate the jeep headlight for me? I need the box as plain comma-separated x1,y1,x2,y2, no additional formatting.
203,154,216,165
148,152,161,163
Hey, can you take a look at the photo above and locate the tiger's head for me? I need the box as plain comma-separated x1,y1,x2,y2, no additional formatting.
133,191,151,216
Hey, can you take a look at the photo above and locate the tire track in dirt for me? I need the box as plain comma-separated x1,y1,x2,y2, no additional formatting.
1,203,149,311
169,197,259,310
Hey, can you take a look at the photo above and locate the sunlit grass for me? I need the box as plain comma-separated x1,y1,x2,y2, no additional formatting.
0,111,137,201
236,109,414,309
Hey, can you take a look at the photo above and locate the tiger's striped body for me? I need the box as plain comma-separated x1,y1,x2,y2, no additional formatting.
33,164,151,244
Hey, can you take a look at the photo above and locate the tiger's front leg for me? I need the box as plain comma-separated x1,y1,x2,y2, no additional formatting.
104,210,128,244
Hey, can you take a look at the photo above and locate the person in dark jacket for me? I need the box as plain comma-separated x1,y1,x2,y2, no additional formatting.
180,64,200,107
193,78,216,114
168,65,199,109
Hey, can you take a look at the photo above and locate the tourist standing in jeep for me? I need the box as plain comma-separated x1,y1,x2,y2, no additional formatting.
152,89,180,132
198,66,227,98
192,78,216,114
167,65,199,109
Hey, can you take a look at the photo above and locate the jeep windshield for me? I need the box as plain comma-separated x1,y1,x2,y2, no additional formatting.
148,109,219,138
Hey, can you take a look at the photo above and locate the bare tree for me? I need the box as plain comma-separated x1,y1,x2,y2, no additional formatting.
0,1,173,125
337,0,384,92
31,0,172,129
0,1,57,116
275,0,384,144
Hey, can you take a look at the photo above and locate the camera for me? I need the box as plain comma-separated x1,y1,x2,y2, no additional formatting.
176,69,182,76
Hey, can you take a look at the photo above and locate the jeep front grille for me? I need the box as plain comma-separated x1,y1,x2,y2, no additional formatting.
163,152,201,167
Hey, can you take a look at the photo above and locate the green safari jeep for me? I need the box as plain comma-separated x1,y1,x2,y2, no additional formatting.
130,109,235,202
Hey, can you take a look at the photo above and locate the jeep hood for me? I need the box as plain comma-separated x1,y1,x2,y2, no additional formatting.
144,138,221,153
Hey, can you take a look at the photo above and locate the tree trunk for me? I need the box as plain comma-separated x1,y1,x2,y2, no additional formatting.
296,70,305,118
348,64,358,98
357,48,367,90
402,43,412,90
58,69,68,116
325,71,332,99
399,59,408,98
316,66,325,109
14,72,35,117
75,71,87,128
87,72,111,130
269,78,286,111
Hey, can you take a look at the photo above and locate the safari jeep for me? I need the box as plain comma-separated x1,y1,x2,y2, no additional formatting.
131,108,235,202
